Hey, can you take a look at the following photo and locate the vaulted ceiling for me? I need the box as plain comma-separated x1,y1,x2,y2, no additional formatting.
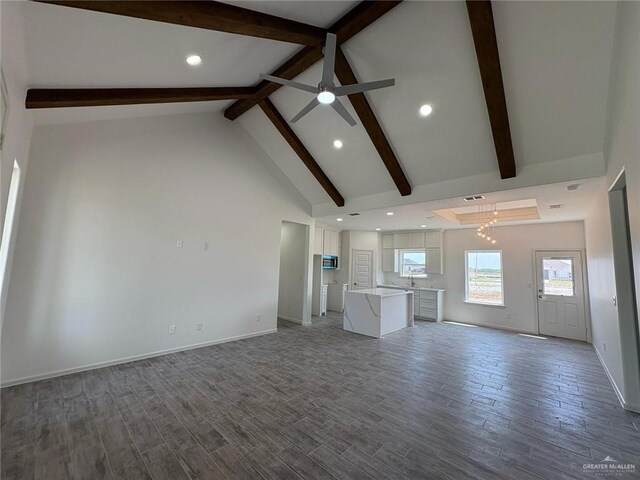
17,1,617,213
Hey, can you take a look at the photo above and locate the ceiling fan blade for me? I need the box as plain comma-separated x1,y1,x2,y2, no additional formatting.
334,78,395,96
291,97,320,123
260,74,317,94
321,33,337,87
331,97,357,127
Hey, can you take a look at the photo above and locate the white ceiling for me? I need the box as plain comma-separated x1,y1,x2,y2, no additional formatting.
316,178,603,231
16,1,617,207
239,1,616,205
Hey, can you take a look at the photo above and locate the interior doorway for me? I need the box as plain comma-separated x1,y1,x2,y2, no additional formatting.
278,221,310,325
608,169,640,409
352,249,373,290
535,250,587,341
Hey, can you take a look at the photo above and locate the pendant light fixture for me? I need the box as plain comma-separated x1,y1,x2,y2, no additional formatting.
476,204,498,244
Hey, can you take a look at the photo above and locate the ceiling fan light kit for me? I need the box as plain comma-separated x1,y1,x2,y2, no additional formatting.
260,33,395,126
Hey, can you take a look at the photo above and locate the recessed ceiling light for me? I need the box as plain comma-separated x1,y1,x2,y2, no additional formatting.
336,218,343,222
420,225,427,228
186,54,202,66
566,183,580,191
333,139,343,149
419,104,433,117
386,212,394,216
375,228,381,231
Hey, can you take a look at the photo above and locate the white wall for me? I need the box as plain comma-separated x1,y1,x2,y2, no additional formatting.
1,112,312,385
0,1,34,328
278,221,308,323
584,2,640,410
442,222,586,334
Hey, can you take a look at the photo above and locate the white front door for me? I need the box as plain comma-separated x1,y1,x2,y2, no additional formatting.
352,250,373,290
535,250,587,341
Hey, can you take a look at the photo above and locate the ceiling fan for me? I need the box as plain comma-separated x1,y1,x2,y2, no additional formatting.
261,32,395,126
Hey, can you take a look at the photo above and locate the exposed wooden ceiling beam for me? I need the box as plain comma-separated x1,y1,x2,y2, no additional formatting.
334,48,411,197
466,1,516,179
35,1,326,46
259,99,345,207
225,1,402,121
25,87,256,108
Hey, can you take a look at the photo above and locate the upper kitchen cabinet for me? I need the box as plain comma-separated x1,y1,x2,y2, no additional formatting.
393,232,425,249
425,231,444,274
425,248,443,274
323,229,340,257
425,231,442,248
382,234,394,249
314,226,324,255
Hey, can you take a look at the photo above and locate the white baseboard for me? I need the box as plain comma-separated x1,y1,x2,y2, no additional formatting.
277,315,311,326
442,319,538,335
1,328,277,388
592,344,634,411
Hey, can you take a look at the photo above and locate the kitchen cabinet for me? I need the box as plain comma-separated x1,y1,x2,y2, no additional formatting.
323,229,340,257
382,249,396,272
327,283,348,312
320,285,328,316
382,234,394,249
415,289,444,322
380,285,445,322
425,248,443,274
393,232,424,249
425,231,441,248
314,226,324,255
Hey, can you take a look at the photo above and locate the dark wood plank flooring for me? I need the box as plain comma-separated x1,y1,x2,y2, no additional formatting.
2,313,640,479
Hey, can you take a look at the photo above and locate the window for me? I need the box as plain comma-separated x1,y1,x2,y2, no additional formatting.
399,249,426,277
542,257,574,296
465,250,503,305
0,160,21,294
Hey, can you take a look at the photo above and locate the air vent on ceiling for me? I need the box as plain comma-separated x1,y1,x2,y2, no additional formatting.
348,213,360,216
566,184,580,192
463,195,485,202
549,204,564,209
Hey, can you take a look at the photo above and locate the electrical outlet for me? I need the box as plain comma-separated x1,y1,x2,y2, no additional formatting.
612,295,617,307
196,321,203,331
176,240,183,248
168,325,176,334
256,314,262,322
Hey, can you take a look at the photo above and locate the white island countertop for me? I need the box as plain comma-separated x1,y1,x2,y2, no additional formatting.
348,288,413,297
378,284,446,293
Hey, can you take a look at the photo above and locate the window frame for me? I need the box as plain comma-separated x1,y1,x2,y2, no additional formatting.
398,248,427,278
464,250,505,307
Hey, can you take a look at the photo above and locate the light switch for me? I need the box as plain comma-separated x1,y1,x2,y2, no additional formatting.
203,242,209,251
176,240,183,248
168,325,176,334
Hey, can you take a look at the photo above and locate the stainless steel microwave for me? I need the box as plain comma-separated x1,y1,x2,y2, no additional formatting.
322,256,338,269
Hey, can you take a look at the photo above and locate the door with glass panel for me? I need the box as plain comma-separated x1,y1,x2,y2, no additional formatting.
535,251,587,341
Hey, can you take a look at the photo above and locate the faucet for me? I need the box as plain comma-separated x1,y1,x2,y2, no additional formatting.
408,272,415,287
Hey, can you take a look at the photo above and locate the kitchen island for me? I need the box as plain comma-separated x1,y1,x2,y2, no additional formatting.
378,284,446,322
343,288,414,338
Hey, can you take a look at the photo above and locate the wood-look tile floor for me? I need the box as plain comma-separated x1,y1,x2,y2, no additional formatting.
2,313,640,480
